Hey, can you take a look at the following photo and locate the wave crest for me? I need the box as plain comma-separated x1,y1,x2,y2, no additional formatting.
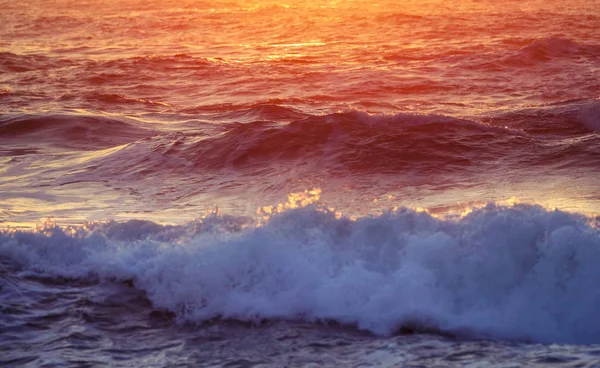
0,52,72,73
0,114,155,149
506,37,600,65
183,111,517,172
2,203,600,344
58,106,599,179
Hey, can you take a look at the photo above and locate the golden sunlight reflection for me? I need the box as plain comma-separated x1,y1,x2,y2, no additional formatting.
257,188,322,224
250,189,599,228
2,187,598,232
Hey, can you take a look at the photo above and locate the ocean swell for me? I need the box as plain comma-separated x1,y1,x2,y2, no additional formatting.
506,37,600,65
184,111,522,172
0,52,72,73
45,108,599,183
0,114,155,149
3,107,597,190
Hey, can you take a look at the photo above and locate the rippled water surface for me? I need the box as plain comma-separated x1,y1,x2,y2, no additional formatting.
1,0,600,366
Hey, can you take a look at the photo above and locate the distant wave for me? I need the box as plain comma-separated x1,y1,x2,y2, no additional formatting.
0,52,72,73
483,99,600,135
0,114,155,149
518,37,581,60
78,92,171,107
382,36,600,69
437,37,600,71
89,54,227,73
2,203,600,344
505,37,600,66
181,103,309,123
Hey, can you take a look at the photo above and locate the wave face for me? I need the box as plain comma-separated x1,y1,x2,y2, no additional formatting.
188,106,600,171
507,37,600,65
2,204,600,344
0,114,155,149
5,102,596,175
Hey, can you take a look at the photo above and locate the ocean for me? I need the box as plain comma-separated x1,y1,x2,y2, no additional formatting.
1,0,600,366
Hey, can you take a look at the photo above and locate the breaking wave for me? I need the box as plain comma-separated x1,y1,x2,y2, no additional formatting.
2,202,600,344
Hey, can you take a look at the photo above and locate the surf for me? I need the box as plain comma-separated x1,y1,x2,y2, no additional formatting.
2,200,600,344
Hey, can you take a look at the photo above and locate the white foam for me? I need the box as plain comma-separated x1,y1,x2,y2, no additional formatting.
2,203,600,344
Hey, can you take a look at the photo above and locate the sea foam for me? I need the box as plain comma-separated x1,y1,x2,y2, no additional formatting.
1,202,600,344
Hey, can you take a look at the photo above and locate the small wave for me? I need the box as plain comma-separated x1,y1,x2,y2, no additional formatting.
0,114,155,149
0,52,72,73
506,37,600,65
182,103,309,123
1,203,599,344
219,104,308,122
483,99,599,136
80,92,170,107
90,54,226,73
519,37,581,59
376,12,425,23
